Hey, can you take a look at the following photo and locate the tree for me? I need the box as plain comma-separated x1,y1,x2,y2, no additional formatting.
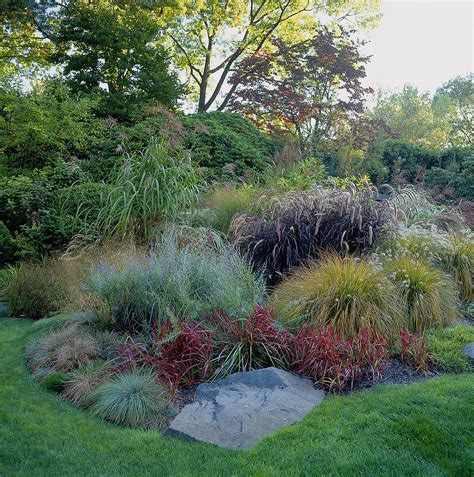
1,1,182,116
0,0,52,76
227,29,372,156
372,85,452,150
52,1,181,117
166,0,381,112
434,74,473,147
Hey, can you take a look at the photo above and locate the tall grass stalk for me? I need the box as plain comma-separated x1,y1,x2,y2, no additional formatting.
93,139,201,240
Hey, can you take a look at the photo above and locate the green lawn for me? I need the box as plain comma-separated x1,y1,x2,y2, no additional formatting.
0,317,473,476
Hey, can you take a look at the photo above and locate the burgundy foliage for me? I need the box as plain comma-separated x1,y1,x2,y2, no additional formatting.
399,329,430,373
211,305,292,374
228,29,373,151
288,326,389,392
116,307,392,393
116,319,213,392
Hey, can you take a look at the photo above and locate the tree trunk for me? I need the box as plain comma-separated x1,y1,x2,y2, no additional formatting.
197,36,213,112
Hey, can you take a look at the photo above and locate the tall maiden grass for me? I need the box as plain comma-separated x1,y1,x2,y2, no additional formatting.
385,257,459,332
85,234,266,333
272,254,401,338
91,139,201,240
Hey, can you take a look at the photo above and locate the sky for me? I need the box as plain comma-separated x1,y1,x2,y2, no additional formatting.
361,0,474,94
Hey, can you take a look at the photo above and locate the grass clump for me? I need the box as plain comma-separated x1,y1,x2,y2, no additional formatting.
40,371,71,393
273,254,400,337
0,260,68,319
92,139,201,240
27,324,101,372
446,234,474,302
231,185,394,285
87,370,172,428
385,257,459,332
206,185,258,234
62,361,111,405
427,325,474,373
381,227,473,303
85,234,266,332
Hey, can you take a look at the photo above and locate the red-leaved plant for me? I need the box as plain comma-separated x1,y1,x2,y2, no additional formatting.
399,329,430,373
115,319,213,392
288,327,388,392
115,307,390,393
210,305,292,378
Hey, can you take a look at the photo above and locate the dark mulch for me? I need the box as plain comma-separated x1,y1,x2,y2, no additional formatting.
320,358,443,395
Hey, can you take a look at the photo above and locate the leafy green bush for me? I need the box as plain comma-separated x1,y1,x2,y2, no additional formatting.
425,147,474,201
0,220,15,265
183,111,277,180
273,254,400,337
366,139,438,184
0,80,105,171
92,139,201,240
0,175,51,232
85,234,266,333
0,260,69,319
87,370,172,428
0,173,107,260
385,257,459,332
427,325,474,373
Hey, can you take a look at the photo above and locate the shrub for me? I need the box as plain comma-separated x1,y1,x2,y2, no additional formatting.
85,235,266,332
0,175,51,235
399,329,431,373
427,325,474,373
0,220,15,266
92,139,201,240
385,257,459,332
27,324,101,372
273,254,400,337
211,305,291,379
0,80,104,170
0,260,69,319
288,327,388,391
231,185,394,285
182,111,277,180
87,370,172,428
62,361,111,405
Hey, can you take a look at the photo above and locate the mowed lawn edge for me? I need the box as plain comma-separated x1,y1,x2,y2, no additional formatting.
0,317,473,477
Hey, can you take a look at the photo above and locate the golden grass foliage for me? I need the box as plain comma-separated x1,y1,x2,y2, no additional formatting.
385,257,459,332
272,254,401,337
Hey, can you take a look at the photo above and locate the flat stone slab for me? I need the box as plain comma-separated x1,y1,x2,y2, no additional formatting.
165,367,324,450
463,343,474,360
